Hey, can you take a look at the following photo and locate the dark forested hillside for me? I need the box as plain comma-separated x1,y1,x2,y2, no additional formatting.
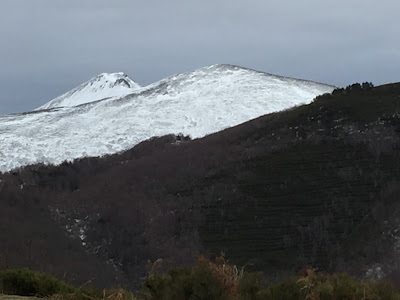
1,83,400,288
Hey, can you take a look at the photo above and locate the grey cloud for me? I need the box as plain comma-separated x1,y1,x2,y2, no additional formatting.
0,0,399,114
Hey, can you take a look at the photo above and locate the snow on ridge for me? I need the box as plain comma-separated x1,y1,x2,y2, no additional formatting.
36,72,141,110
139,64,335,97
0,64,336,173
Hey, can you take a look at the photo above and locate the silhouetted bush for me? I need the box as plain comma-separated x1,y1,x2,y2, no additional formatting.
362,81,374,90
332,81,374,95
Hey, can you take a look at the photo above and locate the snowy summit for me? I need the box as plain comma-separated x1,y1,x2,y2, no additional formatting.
0,64,335,172
37,72,141,109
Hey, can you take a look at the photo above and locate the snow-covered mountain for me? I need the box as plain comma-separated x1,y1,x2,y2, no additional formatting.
36,72,141,109
0,64,335,173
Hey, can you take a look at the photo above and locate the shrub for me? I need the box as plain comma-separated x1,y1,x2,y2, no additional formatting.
198,254,244,298
0,268,75,297
237,272,262,300
142,265,228,300
295,267,400,300
264,276,305,300
237,266,400,300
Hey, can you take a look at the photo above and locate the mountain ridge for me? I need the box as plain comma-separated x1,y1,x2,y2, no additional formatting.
37,64,335,110
0,64,335,173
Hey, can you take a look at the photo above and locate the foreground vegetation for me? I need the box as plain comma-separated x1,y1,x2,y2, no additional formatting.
1,256,400,300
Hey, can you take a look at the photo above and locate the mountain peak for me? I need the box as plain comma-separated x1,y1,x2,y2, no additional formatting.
37,72,141,110
3,65,336,172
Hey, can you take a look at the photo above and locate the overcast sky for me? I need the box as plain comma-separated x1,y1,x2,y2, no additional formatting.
0,1,399,115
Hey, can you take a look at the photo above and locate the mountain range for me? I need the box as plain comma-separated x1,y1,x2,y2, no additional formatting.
0,64,334,173
1,75,400,289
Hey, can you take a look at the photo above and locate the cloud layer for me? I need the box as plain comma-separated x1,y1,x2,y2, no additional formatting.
0,0,399,114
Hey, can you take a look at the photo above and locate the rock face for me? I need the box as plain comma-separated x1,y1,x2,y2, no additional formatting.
1,83,400,289
0,64,334,172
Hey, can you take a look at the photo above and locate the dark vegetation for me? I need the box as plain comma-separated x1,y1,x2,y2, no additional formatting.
2,259,400,299
0,268,75,297
0,268,133,299
1,82,400,290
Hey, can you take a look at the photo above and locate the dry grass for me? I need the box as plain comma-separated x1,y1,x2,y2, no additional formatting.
198,254,244,298
296,266,320,300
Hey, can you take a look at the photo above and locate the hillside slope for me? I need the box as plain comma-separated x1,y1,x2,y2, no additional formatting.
0,64,334,172
1,83,400,289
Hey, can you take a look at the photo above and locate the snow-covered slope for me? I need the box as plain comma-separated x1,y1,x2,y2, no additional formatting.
0,64,335,173
36,72,141,109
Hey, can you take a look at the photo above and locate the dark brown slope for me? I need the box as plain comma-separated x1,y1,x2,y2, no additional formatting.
1,83,400,288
